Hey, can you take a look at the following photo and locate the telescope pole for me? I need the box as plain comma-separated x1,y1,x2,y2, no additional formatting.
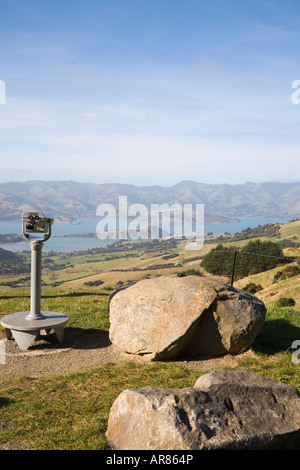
26,240,44,320
0,212,69,351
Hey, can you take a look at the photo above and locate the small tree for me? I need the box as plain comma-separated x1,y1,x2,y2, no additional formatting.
201,244,235,276
240,240,284,274
201,239,285,278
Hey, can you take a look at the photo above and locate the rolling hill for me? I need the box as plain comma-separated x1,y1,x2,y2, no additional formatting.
0,180,299,223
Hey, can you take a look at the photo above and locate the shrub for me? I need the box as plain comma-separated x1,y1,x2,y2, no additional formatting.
84,280,104,287
274,297,296,307
177,268,203,277
273,265,300,282
276,239,299,249
242,282,263,294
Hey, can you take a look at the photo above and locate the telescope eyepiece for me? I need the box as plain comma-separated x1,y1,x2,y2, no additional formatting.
22,211,54,241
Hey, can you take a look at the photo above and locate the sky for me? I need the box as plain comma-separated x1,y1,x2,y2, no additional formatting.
0,0,300,187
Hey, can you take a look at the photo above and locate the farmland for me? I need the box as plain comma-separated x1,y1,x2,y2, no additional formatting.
0,220,299,450
1,220,299,304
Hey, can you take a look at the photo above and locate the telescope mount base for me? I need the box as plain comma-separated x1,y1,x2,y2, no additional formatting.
0,311,69,351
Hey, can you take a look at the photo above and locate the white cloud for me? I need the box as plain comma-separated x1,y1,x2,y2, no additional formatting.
1,126,298,186
0,56,300,186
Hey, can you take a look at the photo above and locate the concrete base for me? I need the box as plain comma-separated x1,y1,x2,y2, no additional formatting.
0,311,69,351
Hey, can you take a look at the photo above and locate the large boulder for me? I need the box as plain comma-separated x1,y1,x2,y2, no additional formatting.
108,275,266,360
106,370,300,450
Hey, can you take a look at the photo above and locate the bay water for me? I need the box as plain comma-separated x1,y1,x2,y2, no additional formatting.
0,216,288,253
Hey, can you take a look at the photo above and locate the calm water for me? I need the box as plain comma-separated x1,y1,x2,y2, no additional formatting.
0,216,288,253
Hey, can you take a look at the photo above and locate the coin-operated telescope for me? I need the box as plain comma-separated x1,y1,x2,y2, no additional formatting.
22,211,54,241
0,212,69,350
21,212,54,320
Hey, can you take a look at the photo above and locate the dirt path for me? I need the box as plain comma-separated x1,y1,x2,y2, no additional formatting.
0,329,257,386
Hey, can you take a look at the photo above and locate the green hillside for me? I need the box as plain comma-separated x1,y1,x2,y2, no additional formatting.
0,247,30,276
0,220,299,300
0,220,300,450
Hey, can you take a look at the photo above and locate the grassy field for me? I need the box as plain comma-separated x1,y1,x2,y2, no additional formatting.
1,220,299,295
0,220,300,449
0,238,213,292
0,287,300,449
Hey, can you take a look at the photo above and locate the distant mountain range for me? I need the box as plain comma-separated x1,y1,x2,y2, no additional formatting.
0,180,299,223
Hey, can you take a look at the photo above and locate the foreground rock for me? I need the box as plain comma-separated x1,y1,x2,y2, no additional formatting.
108,276,266,360
106,370,300,450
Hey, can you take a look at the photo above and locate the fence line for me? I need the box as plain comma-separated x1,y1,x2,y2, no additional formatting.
240,251,297,261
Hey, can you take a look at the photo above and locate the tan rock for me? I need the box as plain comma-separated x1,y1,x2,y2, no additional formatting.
109,275,218,360
108,275,266,360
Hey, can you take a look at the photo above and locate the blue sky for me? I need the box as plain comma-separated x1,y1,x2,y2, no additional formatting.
0,0,300,186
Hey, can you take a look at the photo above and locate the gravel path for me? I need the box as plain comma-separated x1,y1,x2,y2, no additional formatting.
0,329,257,387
